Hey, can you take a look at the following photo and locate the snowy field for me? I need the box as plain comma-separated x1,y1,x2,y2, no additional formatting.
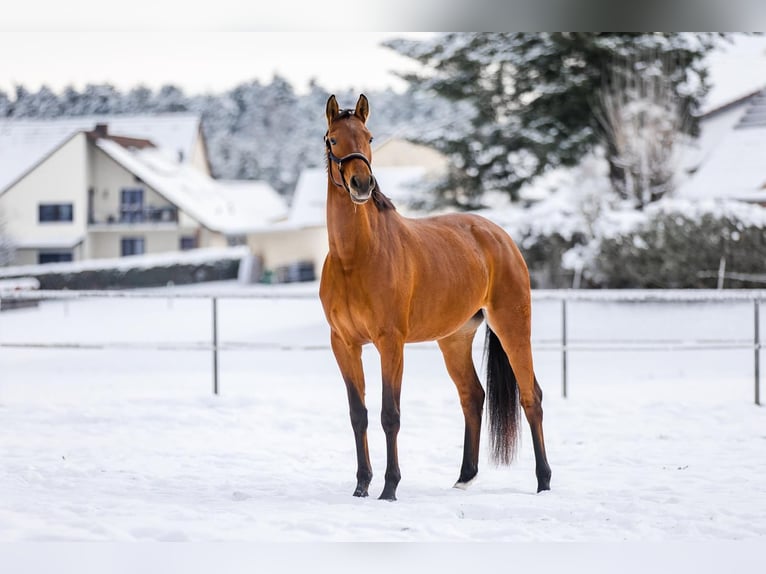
1,281,765,558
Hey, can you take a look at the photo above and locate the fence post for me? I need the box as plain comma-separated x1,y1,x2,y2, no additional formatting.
212,297,219,396
562,298,568,399
755,299,761,406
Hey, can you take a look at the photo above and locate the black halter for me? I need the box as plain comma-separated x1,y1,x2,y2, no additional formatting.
325,133,374,194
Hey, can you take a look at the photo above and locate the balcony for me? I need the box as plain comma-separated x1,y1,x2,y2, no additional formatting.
89,206,179,227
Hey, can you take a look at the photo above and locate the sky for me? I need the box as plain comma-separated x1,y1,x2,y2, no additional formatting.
1,27,765,106
0,32,433,96
702,33,766,111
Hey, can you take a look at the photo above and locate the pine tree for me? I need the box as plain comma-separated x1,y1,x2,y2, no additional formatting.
384,32,726,208
0,90,11,117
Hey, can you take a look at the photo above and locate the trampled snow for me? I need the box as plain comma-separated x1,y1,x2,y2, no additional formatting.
1,280,764,546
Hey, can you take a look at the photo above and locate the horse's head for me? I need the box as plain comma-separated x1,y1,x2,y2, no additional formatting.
325,94,377,205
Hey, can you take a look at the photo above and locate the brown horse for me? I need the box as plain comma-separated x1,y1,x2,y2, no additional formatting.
319,94,551,501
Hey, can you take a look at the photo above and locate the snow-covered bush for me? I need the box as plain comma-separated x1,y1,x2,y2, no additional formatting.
484,153,614,287
0,248,246,289
571,199,766,288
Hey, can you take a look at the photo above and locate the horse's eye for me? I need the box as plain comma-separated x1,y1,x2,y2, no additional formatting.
369,136,374,144
330,138,337,145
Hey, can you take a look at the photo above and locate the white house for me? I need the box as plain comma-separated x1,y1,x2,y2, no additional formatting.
0,114,287,266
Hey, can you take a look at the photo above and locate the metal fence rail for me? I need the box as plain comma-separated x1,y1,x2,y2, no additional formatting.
1,288,763,405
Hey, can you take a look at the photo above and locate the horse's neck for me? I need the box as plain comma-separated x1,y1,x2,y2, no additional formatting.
326,184,394,268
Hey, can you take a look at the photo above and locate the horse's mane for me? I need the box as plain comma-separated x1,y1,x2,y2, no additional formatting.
326,110,396,212
371,188,396,212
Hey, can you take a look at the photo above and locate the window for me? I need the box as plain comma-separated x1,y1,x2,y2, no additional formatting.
121,237,145,257
38,251,73,264
180,236,197,250
226,234,247,247
39,203,73,223
120,188,145,222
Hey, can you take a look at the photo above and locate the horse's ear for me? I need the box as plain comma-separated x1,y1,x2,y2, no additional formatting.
355,94,369,124
326,95,339,126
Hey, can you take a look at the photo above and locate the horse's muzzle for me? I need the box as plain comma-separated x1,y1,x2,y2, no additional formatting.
349,174,376,205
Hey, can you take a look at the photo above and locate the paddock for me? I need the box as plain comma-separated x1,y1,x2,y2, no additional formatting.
0,283,764,541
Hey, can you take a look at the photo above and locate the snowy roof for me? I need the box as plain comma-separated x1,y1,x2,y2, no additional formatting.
289,166,428,228
676,124,766,202
96,139,286,234
0,113,201,194
214,180,288,220
677,81,766,203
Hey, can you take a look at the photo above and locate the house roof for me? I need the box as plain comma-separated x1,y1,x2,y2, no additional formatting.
289,166,428,229
95,139,287,234
678,87,766,202
677,123,766,202
0,113,201,194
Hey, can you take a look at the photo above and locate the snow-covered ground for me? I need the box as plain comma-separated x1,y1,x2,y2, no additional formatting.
1,281,764,548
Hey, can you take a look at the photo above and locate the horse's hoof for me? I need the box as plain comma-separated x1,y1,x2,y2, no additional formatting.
378,489,397,501
353,487,369,498
453,476,476,490
537,469,551,493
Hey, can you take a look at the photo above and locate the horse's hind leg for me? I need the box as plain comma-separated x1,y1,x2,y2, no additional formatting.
438,314,485,488
486,304,552,492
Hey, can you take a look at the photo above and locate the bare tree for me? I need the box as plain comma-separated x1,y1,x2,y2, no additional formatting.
0,214,15,267
597,54,692,209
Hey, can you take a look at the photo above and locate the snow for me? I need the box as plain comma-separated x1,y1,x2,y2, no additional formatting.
1,280,765,545
0,114,201,194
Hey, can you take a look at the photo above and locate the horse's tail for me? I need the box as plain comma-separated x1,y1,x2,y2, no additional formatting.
484,325,521,465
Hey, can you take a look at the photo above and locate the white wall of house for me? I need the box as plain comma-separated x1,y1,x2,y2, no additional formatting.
198,227,229,250
83,145,219,259
190,130,211,176
10,250,35,266
247,226,328,275
0,133,89,262
373,138,449,175
88,146,174,226
87,227,188,259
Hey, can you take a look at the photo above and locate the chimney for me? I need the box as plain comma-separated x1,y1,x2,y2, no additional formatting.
94,123,108,138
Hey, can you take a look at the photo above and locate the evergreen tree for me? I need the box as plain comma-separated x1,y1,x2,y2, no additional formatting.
124,86,154,114
0,90,11,117
152,85,189,113
384,32,726,208
79,84,123,115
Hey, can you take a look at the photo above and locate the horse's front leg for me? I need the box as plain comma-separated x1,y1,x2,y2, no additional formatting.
330,331,372,497
377,337,405,501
